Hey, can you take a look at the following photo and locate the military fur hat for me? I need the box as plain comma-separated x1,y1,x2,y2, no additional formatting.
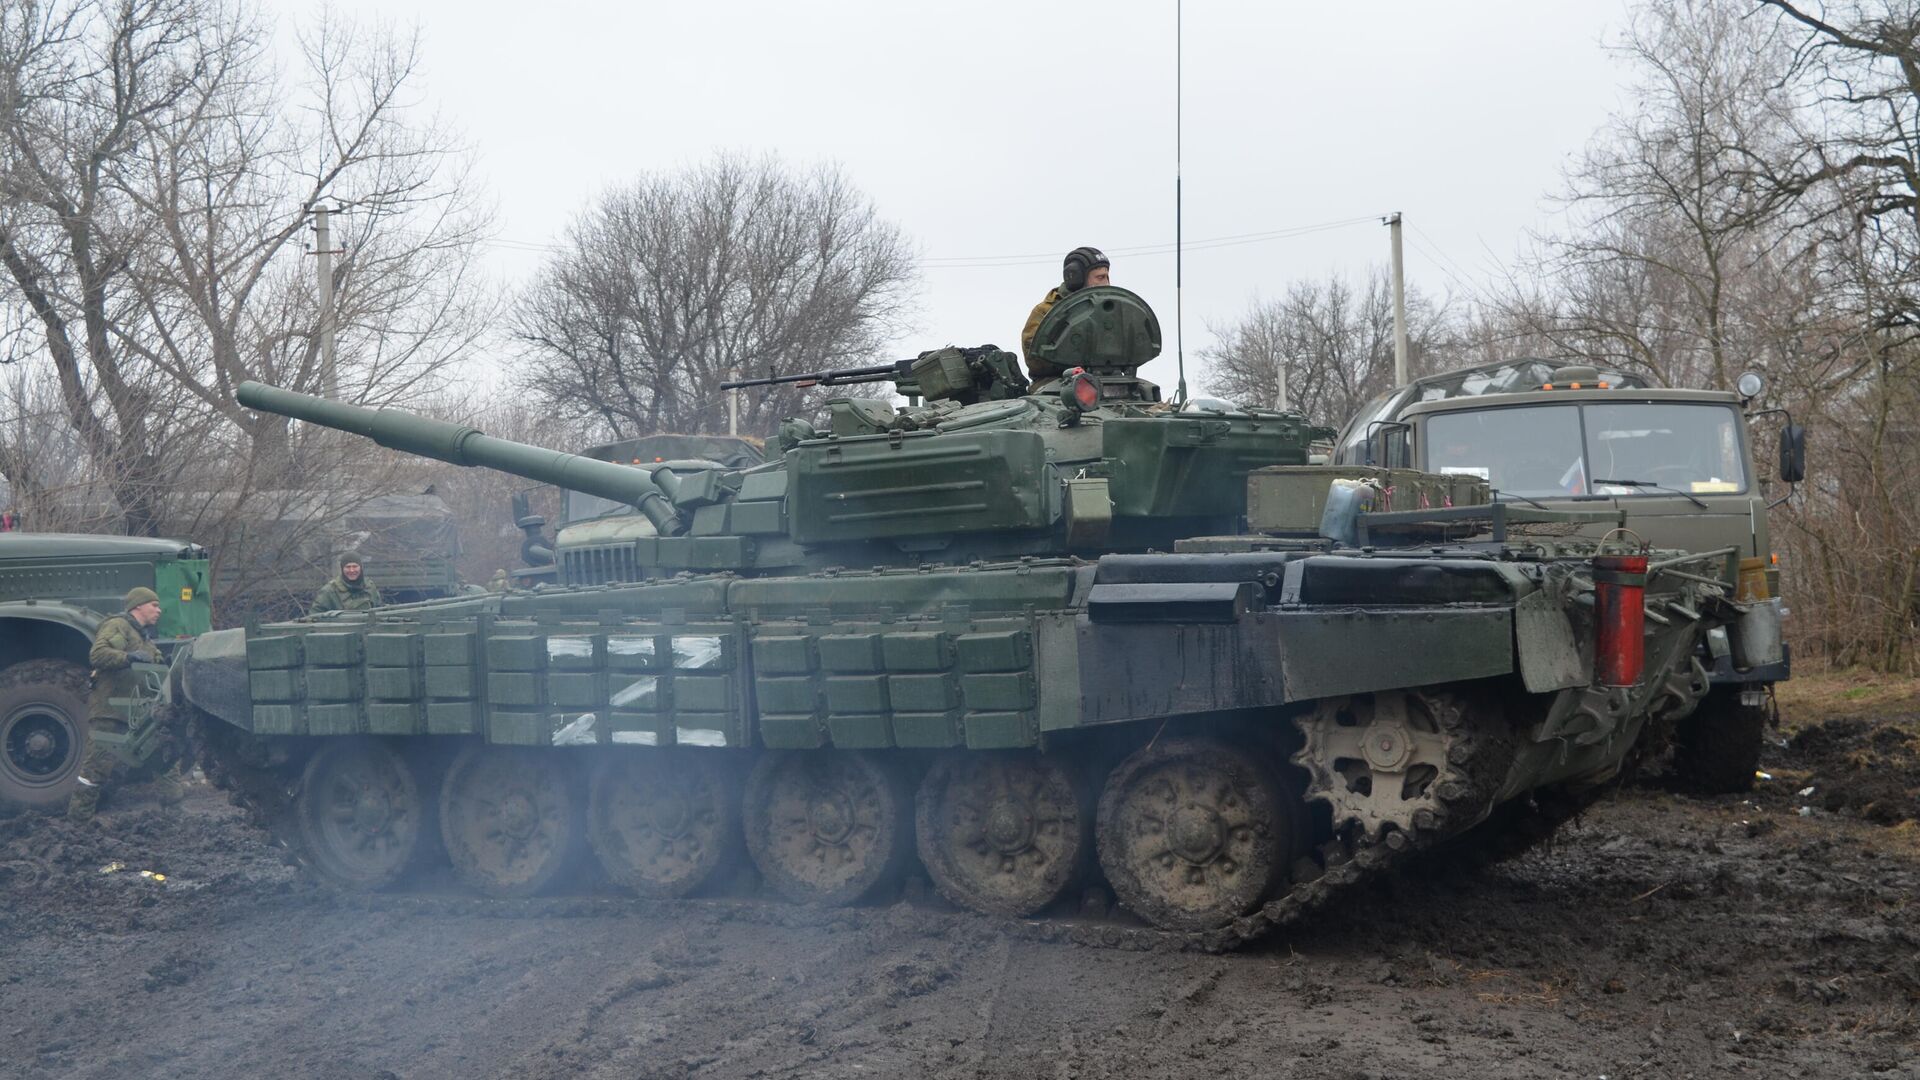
124,586,160,610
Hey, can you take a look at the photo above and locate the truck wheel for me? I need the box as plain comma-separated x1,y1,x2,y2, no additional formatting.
0,660,91,813
1674,687,1767,795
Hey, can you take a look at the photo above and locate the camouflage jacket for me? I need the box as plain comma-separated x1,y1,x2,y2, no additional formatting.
88,614,159,721
312,576,382,613
1021,287,1065,380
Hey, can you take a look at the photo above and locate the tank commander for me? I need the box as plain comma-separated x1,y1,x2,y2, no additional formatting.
67,587,182,822
1021,246,1110,384
312,550,383,613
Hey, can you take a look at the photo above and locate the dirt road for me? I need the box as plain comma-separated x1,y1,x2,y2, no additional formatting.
5,702,1917,1080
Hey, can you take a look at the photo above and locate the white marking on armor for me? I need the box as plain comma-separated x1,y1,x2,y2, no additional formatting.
671,636,726,669
676,727,727,747
551,713,597,746
607,636,656,657
610,676,659,709
546,637,593,659
611,730,658,746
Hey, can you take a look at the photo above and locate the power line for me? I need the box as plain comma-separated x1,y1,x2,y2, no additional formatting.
1406,222,1490,304
920,214,1381,268
398,212,1388,269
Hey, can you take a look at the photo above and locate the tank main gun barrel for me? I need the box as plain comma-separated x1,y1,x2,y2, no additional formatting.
235,382,686,536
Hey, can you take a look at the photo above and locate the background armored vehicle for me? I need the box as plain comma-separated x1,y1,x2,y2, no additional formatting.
172,288,1768,945
1330,360,1803,793
0,533,211,810
214,488,466,619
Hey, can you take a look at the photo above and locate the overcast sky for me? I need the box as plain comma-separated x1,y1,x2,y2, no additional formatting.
287,0,1630,397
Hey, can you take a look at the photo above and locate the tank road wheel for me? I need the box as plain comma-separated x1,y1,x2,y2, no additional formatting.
293,739,425,890
1096,737,1289,931
743,751,911,906
587,750,739,898
915,752,1088,917
1294,688,1499,841
440,745,582,898
0,660,91,813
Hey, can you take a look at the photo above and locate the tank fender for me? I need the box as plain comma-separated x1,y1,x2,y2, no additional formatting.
177,628,253,730
1074,604,1517,725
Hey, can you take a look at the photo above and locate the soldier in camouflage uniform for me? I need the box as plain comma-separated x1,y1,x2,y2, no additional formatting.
67,587,182,822
312,550,382,613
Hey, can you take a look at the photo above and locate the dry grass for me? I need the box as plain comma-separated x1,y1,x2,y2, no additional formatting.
1775,667,1920,732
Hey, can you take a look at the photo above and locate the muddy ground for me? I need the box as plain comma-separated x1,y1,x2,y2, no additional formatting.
4,697,1918,1080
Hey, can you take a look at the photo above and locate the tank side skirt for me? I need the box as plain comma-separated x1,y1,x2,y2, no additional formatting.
1073,606,1516,728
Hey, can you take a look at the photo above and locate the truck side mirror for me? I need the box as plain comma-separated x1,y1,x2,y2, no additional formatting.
1778,424,1806,483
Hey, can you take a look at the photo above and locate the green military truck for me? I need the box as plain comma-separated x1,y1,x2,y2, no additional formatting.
0,534,212,810
1332,360,1803,792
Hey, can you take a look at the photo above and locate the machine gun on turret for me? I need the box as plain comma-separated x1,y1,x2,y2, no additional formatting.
721,344,1030,406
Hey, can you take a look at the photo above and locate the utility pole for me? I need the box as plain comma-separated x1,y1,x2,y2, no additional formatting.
1274,358,1288,413
727,368,740,436
312,206,342,397
1387,211,1409,387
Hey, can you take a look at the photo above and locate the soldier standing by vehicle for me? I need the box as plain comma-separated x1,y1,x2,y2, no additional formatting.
67,587,179,822
1021,246,1110,384
312,551,382,613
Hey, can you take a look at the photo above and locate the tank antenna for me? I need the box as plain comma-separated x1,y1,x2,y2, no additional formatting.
1174,0,1188,405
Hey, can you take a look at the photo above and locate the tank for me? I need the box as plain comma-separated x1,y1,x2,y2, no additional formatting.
176,287,1745,947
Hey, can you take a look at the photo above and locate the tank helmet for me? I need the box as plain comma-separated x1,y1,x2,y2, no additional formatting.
1061,246,1110,293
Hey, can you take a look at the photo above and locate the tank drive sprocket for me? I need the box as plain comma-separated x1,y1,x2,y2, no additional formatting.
1294,689,1505,841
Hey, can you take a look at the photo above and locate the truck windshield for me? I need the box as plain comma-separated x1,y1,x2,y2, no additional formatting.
1424,402,1748,498
564,490,630,524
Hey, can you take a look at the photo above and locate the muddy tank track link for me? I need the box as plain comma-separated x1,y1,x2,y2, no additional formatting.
189,693,1605,954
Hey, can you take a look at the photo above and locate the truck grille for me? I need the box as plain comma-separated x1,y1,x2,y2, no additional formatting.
561,544,641,586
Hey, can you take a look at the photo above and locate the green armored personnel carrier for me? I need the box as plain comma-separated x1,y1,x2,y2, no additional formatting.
0,533,210,810
169,288,1771,944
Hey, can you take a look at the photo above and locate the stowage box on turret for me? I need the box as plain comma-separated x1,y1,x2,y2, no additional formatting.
170,287,1777,946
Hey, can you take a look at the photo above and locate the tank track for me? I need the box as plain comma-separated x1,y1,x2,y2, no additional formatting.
189,706,1604,954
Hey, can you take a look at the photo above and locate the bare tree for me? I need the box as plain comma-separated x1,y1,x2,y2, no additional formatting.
1520,0,1809,389
513,155,917,437
1200,268,1449,424
0,0,493,618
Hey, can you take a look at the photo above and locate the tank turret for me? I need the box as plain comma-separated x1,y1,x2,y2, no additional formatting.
237,291,1329,584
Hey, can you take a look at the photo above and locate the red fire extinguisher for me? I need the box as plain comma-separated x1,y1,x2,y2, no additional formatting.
1592,553,1648,687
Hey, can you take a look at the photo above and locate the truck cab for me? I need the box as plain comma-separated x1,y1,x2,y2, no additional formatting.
0,533,212,810
1333,360,1800,791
